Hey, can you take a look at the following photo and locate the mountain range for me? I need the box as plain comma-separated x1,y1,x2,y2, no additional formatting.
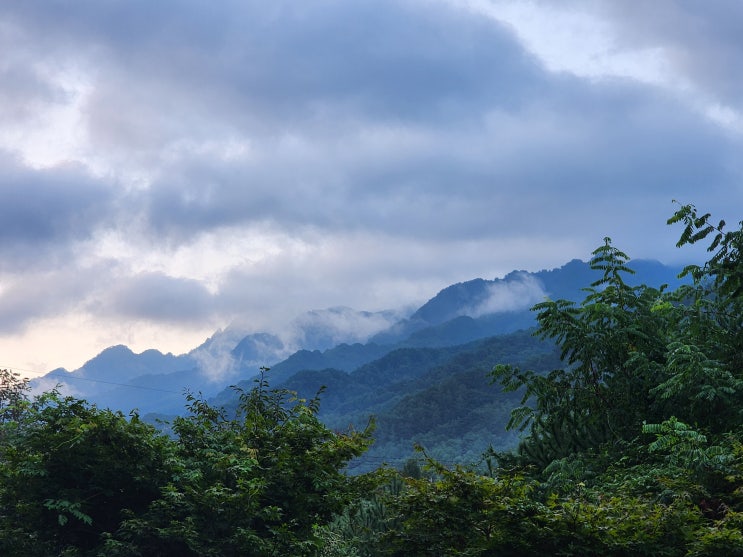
32,258,687,467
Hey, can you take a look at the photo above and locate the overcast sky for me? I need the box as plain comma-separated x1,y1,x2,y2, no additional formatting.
2,0,742,374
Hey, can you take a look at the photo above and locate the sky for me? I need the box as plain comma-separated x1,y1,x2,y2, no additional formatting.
2,0,743,376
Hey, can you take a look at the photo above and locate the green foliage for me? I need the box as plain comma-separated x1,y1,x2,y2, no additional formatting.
642,417,733,473
669,201,743,298
493,204,743,474
0,391,173,556
342,203,743,557
0,368,30,424
380,455,542,556
111,371,372,556
687,510,743,556
492,238,671,468
0,369,372,556
444,204,743,555
651,341,741,414
316,470,401,557
371,451,706,557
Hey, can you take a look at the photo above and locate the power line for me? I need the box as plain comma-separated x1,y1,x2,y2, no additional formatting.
1,364,185,395
37,372,183,394
0,363,57,377
1,366,493,468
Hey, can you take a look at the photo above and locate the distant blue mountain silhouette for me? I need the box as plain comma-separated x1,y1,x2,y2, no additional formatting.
32,257,686,415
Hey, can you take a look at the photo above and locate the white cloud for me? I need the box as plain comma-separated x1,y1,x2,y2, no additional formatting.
447,0,676,85
465,273,547,318
287,306,408,350
188,328,244,384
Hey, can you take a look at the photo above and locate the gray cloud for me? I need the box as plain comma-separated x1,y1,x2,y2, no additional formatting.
596,0,743,109
107,272,216,324
130,73,739,250
1,1,541,138
5,1,739,249
464,274,547,318
0,153,115,269
0,263,107,333
1,1,742,370
287,306,407,350
0,66,63,125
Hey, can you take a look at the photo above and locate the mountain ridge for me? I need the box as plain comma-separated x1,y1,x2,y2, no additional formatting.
30,257,687,416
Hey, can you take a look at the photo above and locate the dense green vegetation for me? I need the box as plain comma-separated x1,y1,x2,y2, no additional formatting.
279,330,560,472
1,203,742,555
319,203,743,556
0,369,371,556
206,328,561,473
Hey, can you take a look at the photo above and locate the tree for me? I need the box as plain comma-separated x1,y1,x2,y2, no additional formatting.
0,391,174,556
377,204,743,556
103,371,373,556
0,370,373,556
380,455,542,556
0,368,29,424
492,203,743,471
491,238,671,467
656,203,743,430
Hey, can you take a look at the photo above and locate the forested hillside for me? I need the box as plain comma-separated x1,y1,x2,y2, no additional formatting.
205,330,559,471
1,203,740,555
274,330,560,471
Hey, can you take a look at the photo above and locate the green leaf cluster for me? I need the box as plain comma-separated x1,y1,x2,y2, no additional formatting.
0,369,372,556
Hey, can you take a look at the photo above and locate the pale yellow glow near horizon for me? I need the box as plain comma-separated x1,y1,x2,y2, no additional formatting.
0,312,217,379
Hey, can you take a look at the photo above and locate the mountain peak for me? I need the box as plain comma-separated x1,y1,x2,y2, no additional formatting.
33,257,689,417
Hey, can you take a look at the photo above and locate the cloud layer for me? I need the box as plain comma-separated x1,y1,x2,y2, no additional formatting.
1,0,742,373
